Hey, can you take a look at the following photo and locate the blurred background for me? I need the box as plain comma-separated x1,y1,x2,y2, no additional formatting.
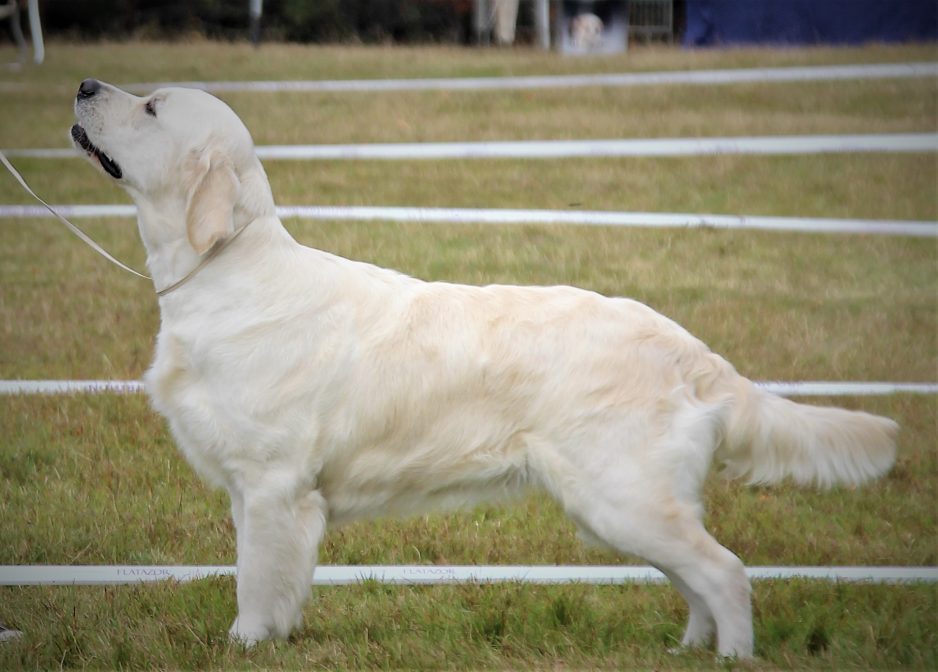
2,0,936,60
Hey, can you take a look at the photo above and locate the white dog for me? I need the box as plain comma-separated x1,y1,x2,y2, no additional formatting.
70,79,898,659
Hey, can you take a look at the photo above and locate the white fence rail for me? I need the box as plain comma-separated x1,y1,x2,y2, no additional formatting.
2,564,936,586
2,205,935,238
2,380,936,396
114,61,938,93
3,61,936,95
7,133,938,161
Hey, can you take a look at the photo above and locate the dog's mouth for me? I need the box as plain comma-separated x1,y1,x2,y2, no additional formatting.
70,124,122,179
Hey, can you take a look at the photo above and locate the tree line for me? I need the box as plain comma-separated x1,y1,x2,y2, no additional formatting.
28,0,483,43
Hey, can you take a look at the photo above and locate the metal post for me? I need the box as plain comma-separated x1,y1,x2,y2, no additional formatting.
534,0,550,50
473,0,489,45
551,0,563,49
26,0,43,64
249,0,263,46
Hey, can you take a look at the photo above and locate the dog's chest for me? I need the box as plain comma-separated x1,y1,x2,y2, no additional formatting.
143,321,338,490
144,329,248,488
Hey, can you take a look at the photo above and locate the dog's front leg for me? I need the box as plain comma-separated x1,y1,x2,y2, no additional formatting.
228,487,326,645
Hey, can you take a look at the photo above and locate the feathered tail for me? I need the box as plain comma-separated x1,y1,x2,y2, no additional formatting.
713,372,898,488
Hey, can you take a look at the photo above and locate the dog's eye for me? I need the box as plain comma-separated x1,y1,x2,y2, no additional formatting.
144,99,157,117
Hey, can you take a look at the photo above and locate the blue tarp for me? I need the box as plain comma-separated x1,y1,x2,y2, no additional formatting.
685,0,937,46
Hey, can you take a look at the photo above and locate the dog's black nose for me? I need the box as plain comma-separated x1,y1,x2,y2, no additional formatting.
77,79,100,99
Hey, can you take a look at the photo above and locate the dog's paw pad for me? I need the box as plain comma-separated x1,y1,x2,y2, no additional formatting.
228,619,269,648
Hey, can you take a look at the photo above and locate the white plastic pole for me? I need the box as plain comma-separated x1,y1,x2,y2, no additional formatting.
249,0,263,45
535,0,550,49
106,62,938,94
0,564,935,586
1,380,936,397
1,204,934,238
9,133,935,161
26,0,43,64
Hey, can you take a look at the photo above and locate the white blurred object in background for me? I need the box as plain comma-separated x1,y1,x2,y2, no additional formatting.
1,0,43,67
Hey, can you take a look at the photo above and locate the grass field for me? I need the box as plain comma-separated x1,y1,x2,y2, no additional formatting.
0,41,936,669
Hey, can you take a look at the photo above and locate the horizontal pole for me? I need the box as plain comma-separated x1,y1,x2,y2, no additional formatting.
0,204,934,237
1,564,935,586
112,62,938,94
757,381,938,396
1,380,936,397
256,134,938,160
277,206,938,237
0,380,145,394
6,133,938,160
4,62,935,96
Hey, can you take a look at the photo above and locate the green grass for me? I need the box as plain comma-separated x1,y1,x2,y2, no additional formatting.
0,41,936,669
2,154,935,221
2,77,936,148
1,42,935,149
2,581,936,669
2,40,935,87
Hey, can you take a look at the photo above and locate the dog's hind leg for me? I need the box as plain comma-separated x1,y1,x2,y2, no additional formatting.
659,567,716,649
573,501,715,649
665,525,752,659
228,487,326,645
567,487,753,658
539,430,752,657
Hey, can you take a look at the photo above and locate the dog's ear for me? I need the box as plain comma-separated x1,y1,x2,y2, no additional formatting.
185,151,239,255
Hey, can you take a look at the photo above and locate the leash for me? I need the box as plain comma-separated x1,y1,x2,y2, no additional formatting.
0,150,151,281
1,150,251,296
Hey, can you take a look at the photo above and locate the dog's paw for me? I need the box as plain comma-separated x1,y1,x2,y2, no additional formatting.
228,618,270,648
0,624,23,644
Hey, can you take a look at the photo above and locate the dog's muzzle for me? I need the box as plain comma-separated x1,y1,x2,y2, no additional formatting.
71,79,123,180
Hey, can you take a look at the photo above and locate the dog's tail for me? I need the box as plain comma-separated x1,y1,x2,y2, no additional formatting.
710,366,898,488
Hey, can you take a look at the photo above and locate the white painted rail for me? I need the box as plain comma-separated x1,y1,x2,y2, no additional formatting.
3,62,936,96
6,133,938,161
1,380,936,397
112,61,938,93
1,204,935,237
1,564,935,586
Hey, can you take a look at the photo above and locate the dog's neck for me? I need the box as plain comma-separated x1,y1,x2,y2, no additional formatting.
131,159,279,300
134,198,204,295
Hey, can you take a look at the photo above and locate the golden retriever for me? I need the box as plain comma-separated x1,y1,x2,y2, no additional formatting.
70,78,897,658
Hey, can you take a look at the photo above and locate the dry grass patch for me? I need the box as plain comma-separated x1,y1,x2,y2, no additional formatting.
1,76,934,149
1,154,935,222
1,42,935,149
1,41,936,88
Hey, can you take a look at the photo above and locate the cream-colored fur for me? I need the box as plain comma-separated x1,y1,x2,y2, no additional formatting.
71,80,898,659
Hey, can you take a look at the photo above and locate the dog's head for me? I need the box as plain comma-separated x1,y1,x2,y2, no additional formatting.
71,79,273,254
